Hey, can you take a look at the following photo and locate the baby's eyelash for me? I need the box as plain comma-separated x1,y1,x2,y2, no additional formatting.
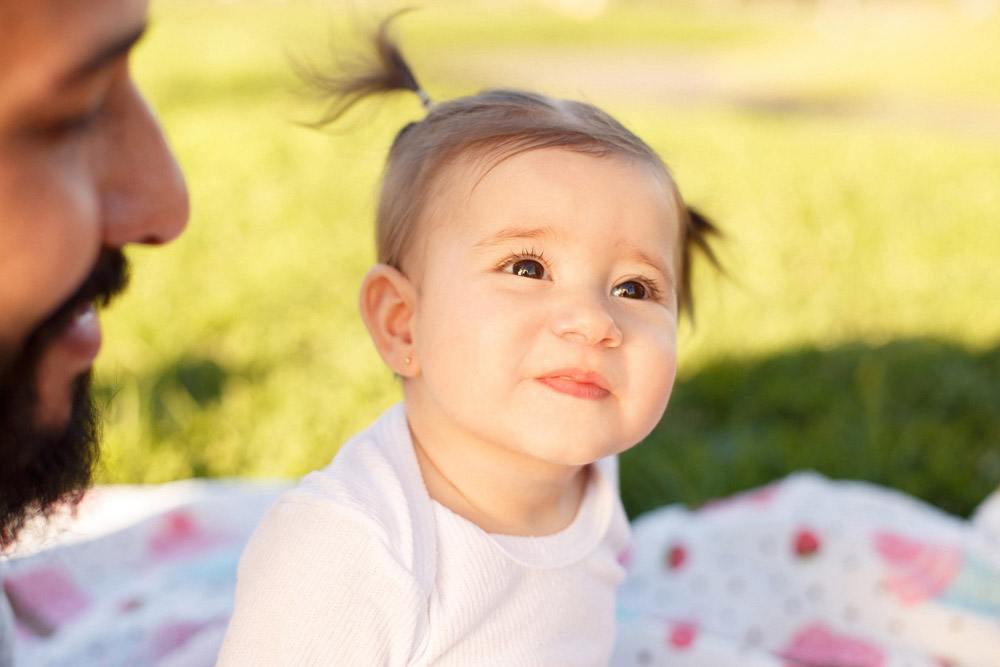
495,247,547,271
624,276,666,302
645,278,666,300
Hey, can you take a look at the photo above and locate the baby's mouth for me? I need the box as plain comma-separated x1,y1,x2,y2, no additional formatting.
537,370,610,400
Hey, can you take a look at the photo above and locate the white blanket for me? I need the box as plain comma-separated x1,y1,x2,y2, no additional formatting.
4,474,999,666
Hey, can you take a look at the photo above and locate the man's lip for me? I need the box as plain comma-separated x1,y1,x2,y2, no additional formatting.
53,301,102,365
536,369,610,400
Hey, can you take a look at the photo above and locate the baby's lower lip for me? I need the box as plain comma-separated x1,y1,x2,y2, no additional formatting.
537,376,610,400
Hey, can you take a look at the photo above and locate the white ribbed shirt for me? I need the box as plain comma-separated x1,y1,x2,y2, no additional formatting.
218,403,629,666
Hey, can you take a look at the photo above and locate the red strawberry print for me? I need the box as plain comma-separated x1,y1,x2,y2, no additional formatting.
666,544,687,570
667,621,698,649
794,529,821,558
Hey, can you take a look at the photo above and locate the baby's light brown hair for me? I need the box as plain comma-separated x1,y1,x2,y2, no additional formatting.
304,16,719,319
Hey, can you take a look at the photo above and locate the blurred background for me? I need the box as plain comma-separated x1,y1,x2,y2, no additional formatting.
97,0,1000,519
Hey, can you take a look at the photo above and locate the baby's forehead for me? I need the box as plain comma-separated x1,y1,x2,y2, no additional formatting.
437,146,678,209
404,147,684,264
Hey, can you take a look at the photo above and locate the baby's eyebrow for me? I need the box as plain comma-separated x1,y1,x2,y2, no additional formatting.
472,225,557,251
622,246,676,290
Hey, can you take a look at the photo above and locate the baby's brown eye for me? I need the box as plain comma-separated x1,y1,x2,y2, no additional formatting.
509,259,546,279
612,281,647,299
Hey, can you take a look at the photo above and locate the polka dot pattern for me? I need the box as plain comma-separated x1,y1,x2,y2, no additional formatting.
612,472,1000,666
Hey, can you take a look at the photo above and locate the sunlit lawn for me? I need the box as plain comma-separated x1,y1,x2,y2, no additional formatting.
96,0,1000,517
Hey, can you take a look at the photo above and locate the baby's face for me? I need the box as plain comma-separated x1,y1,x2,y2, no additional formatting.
404,148,680,469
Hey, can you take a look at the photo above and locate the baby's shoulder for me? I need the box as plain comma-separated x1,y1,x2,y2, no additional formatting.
305,409,422,522
261,404,435,581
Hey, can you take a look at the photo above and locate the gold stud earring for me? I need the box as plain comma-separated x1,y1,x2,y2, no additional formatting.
404,357,412,365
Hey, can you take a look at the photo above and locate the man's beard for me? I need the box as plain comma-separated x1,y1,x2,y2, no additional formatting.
0,249,129,549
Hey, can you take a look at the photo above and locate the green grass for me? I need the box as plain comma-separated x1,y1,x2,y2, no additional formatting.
94,0,1000,518
621,339,1000,519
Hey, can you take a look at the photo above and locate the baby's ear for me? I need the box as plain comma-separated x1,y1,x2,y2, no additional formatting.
359,263,419,376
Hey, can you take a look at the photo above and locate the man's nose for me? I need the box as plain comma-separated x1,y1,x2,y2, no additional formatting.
100,79,189,248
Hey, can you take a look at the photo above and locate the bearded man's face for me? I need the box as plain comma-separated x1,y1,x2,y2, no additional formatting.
0,0,189,549
0,250,128,547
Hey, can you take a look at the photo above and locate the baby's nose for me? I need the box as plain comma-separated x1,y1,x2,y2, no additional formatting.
549,294,623,347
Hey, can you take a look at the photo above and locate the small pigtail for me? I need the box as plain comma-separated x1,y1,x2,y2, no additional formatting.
300,13,431,128
680,206,723,323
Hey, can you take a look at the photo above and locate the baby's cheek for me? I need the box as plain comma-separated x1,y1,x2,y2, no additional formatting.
625,336,676,438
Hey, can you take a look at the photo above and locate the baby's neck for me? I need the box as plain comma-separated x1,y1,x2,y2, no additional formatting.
411,430,590,537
